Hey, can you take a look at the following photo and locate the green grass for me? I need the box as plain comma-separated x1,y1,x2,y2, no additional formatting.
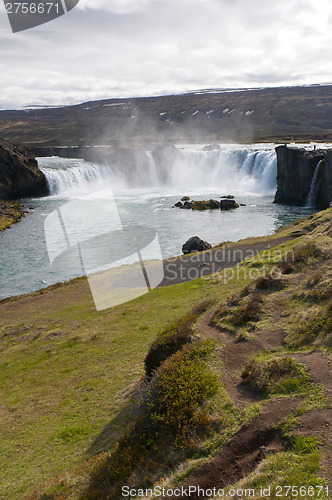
144,299,213,377
221,449,328,499
241,354,311,396
0,271,249,499
84,340,219,499
2,206,332,498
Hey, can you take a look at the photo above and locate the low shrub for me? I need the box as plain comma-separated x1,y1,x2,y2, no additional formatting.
144,300,212,377
143,341,218,445
85,341,218,499
280,239,323,274
231,294,264,326
255,273,284,290
288,303,332,348
306,276,332,302
241,356,310,395
294,239,323,262
212,294,263,330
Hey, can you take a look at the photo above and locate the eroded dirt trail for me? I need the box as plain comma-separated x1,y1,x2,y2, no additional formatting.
169,308,332,499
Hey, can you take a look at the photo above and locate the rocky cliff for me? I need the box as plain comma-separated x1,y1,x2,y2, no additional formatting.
0,138,48,199
274,145,332,209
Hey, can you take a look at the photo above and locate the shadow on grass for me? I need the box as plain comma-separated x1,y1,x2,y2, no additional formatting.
86,396,137,457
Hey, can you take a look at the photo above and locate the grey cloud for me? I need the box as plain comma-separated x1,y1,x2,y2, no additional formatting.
0,0,332,109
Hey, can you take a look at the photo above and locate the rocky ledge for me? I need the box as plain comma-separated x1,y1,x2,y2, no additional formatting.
0,200,25,231
0,138,48,200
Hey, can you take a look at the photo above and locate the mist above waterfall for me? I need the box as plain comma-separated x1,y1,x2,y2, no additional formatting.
39,144,277,197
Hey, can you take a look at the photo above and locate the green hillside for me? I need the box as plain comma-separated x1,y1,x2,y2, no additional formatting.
0,208,331,499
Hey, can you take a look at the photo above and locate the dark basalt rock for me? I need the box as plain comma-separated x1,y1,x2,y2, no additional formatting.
174,197,240,210
191,199,220,210
274,145,332,209
182,236,212,254
176,198,221,210
220,199,239,210
221,195,235,199
173,201,183,208
0,138,48,199
207,199,220,209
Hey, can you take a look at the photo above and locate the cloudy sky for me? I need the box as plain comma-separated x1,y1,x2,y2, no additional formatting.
0,0,331,109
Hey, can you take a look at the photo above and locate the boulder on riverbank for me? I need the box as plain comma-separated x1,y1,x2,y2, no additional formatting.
182,236,212,254
0,138,48,200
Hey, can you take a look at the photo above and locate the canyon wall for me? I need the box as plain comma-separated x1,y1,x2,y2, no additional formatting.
0,139,48,199
274,145,332,209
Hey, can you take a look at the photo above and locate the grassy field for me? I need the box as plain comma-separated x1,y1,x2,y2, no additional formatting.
0,274,241,498
0,209,331,499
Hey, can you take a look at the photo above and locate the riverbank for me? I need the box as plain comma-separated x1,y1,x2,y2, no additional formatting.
0,199,25,231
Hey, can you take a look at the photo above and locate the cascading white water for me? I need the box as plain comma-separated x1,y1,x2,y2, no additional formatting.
306,159,323,207
39,157,115,196
39,146,277,196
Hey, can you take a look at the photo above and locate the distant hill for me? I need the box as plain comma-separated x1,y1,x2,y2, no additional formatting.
1,84,332,146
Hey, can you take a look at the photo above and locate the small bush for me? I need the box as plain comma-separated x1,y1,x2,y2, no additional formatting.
144,300,212,377
280,261,295,274
293,239,323,265
306,272,323,289
306,277,332,302
242,356,310,395
289,303,332,348
280,239,324,275
144,341,218,444
232,294,263,326
212,294,263,330
235,330,253,343
255,273,284,290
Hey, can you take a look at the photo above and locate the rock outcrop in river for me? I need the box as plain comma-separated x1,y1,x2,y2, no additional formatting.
274,145,332,209
0,138,48,199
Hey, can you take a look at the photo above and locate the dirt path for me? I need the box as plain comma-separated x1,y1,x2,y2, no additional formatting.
167,308,332,499
159,236,292,287
168,398,300,500
197,306,286,408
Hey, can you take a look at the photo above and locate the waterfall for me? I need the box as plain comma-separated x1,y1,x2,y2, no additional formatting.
39,146,277,196
154,147,276,193
306,159,323,207
39,157,115,196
